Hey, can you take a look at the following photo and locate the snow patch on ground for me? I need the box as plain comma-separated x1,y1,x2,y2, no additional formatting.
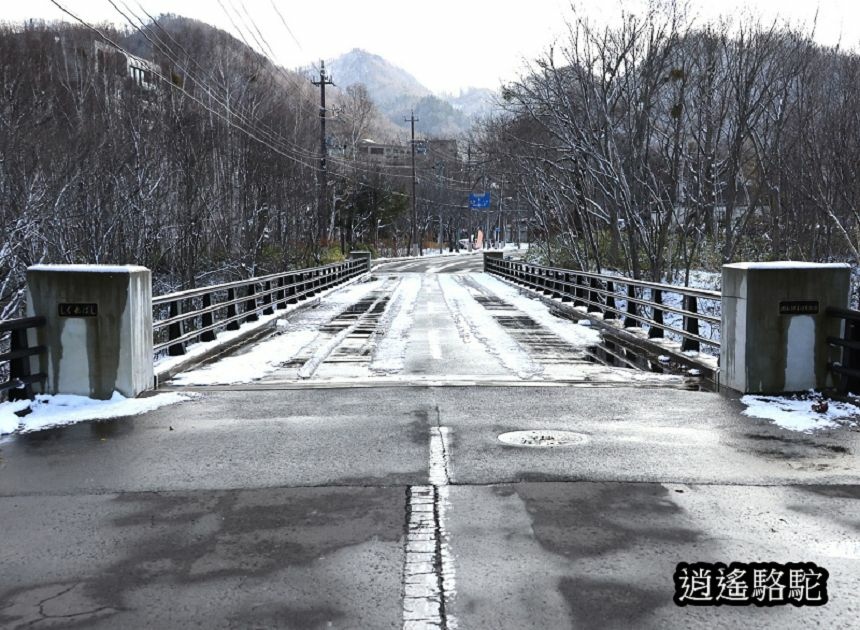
741,394,860,433
171,329,318,385
473,273,602,348
0,391,194,436
371,276,422,373
172,278,384,385
298,291,388,379
437,274,541,379
155,274,371,375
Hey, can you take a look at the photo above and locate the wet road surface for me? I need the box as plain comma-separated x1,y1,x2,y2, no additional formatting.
1,254,858,629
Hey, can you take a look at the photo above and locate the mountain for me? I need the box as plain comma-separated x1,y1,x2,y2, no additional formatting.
325,48,495,138
327,48,430,111
445,87,497,119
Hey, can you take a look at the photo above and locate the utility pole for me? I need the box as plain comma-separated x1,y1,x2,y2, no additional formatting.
405,110,419,256
466,143,471,250
312,61,334,245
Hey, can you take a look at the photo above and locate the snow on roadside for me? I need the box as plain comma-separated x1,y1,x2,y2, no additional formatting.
173,278,384,385
437,274,542,379
154,273,373,375
298,292,389,379
473,273,602,348
0,391,194,436
741,394,860,433
371,275,421,373
171,329,318,385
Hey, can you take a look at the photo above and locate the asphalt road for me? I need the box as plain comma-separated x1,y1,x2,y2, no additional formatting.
372,252,485,274
1,255,858,629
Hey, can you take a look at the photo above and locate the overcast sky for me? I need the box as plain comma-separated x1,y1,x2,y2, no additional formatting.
4,1,859,93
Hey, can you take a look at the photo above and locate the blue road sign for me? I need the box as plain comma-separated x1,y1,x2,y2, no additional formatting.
469,193,490,209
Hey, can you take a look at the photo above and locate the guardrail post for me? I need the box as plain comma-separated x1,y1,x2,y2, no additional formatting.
286,274,298,304
681,295,700,352
244,284,259,322
841,319,860,393
604,280,617,320
542,269,554,296
7,328,34,401
552,271,564,298
574,275,587,307
168,300,186,356
561,273,573,302
200,293,216,342
262,281,274,315
624,284,639,327
225,287,240,330
276,278,287,309
306,271,316,297
587,277,602,313
649,289,664,338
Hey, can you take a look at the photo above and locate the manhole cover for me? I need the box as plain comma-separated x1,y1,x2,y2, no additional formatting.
497,430,588,447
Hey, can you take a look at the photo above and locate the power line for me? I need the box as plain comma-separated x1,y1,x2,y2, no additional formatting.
51,0,322,171
110,1,326,165
51,1,476,220
269,0,304,55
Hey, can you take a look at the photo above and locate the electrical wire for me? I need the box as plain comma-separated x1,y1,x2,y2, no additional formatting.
50,0,478,210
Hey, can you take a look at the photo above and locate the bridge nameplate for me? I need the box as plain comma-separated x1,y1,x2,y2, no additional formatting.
779,300,818,315
58,303,98,317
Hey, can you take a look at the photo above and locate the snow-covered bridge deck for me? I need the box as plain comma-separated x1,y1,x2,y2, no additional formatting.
165,253,690,390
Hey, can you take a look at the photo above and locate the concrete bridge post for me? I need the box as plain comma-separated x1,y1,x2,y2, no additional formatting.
25,265,154,399
349,251,372,269
720,262,850,394
482,251,503,274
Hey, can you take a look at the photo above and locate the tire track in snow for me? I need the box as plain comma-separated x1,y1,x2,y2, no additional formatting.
437,274,542,379
370,275,422,374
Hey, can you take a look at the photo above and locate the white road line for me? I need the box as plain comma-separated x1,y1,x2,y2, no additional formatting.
403,486,443,629
429,426,450,486
402,426,456,629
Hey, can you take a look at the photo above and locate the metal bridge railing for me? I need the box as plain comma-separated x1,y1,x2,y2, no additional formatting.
0,316,47,401
153,258,369,357
485,256,721,352
825,306,860,393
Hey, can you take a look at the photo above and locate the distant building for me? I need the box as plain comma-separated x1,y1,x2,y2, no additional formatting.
354,139,409,162
94,41,159,91
351,138,459,165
